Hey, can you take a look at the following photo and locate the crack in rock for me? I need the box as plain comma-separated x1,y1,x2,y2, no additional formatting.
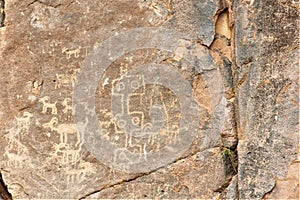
0,0,4,27
0,172,12,200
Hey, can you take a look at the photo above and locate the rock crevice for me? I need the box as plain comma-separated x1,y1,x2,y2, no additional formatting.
0,0,4,27
0,173,11,200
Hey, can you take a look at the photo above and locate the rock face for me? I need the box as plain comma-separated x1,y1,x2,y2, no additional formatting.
234,0,299,199
0,0,298,199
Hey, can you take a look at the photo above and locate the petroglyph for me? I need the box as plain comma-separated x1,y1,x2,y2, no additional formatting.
62,46,81,59
3,112,33,167
52,147,83,165
42,116,83,167
3,151,29,167
55,68,79,89
96,67,182,164
4,134,28,155
4,112,33,151
42,116,58,130
0,0,247,198
39,96,58,115
42,117,80,146
64,162,97,184
62,98,72,113
55,123,79,145
15,111,33,131
73,27,224,173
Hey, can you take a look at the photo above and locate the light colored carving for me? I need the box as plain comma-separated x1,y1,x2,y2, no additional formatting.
42,117,80,146
64,162,97,184
57,148,82,165
4,112,33,157
42,117,58,130
3,151,29,167
4,115,31,167
55,73,73,89
55,68,79,89
42,117,85,167
39,96,58,115
49,140,82,168
62,98,72,113
62,46,81,59
15,111,33,130
56,123,79,145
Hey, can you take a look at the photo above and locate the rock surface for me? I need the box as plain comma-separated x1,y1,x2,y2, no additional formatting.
0,0,234,199
234,0,299,199
0,0,298,199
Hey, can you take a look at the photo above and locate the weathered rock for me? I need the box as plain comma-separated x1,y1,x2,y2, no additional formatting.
264,161,299,199
0,0,236,199
234,0,299,199
84,148,230,199
0,0,298,199
0,173,11,200
0,0,4,27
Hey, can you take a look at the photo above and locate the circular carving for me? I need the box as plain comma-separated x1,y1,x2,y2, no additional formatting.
73,27,225,173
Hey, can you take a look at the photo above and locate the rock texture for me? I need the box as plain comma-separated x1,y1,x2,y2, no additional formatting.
234,0,299,199
0,0,235,199
0,0,298,199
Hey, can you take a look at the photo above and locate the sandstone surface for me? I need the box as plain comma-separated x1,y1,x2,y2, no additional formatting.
0,0,298,199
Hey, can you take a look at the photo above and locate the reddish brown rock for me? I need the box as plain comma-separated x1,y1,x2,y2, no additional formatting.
0,0,235,199
0,0,298,199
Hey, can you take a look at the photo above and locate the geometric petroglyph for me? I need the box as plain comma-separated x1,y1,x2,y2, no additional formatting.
97,69,181,157
74,27,223,173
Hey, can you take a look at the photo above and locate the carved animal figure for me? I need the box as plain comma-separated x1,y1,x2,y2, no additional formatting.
42,117,58,130
42,117,80,146
62,46,81,59
39,96,57,115
56,123,78,144
55,73,74,89
55,68,79,89
62,98,72,113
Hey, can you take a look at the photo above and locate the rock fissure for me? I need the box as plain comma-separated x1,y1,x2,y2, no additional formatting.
79,146,219,199
0,0,298,199
0,0,4,27
27,0,63,8
0,172,12,200
209,4,240,196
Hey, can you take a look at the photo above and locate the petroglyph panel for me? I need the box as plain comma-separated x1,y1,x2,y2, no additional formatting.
0,0,234,199
74,28,225,173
